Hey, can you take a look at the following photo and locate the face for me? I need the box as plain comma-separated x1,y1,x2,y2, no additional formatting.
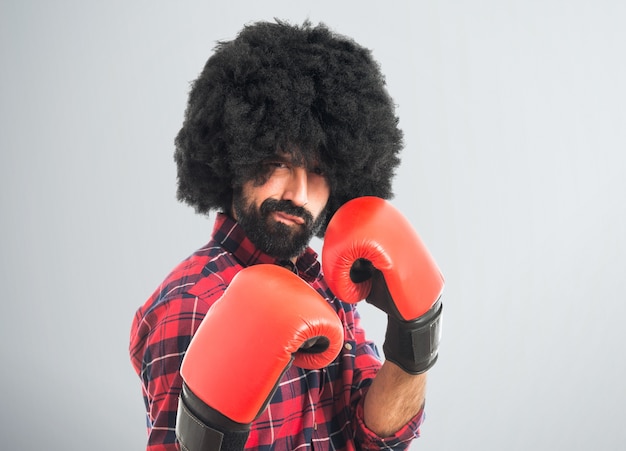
232,152,330,261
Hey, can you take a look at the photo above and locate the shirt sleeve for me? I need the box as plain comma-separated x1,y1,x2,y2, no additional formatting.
354,400,424,450
130,295,211,450
348,307,425,450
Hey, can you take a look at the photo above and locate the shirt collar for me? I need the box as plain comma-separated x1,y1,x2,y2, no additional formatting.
212,213,322,283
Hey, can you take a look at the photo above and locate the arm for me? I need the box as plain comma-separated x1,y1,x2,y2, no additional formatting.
176,264,344,451
364,363,427,437
129,295,211,449
323,196,444,439
345,310,426,449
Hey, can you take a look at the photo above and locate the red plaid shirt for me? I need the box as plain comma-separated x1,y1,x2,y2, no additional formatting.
130,213,423,450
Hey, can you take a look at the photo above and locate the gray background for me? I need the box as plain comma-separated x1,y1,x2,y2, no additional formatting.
1,1,625,449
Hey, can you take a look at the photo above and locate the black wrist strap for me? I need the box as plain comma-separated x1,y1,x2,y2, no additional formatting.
176,383,250,451
382,300,443,375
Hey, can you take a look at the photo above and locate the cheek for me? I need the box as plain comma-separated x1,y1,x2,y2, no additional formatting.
314,177,330,199
241,181,272,207
252,173,287,199
310,179,330,210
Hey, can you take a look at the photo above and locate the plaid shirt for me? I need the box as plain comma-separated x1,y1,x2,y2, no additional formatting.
130,213,423,450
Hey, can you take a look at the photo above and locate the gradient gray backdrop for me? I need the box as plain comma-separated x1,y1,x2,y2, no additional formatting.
1,1,625,449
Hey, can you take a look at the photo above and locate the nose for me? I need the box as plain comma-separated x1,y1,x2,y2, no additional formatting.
283,167,309,207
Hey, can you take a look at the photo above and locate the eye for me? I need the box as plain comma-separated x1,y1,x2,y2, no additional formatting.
264,161,290,172
311,166,325,176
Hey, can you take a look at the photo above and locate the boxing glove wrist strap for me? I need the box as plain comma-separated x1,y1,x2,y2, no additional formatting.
382,299,443,375
176,383,250,451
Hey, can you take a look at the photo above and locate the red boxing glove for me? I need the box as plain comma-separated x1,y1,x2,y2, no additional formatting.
322,196,444,374
176,264,344,451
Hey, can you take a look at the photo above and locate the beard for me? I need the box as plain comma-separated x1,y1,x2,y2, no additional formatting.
232,195,327,261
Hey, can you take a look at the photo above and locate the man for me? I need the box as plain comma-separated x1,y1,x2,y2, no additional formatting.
130,19,443,450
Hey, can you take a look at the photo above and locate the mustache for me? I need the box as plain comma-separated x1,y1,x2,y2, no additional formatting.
260,199,314,226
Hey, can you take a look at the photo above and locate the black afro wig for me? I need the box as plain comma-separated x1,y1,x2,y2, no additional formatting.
174,19,403,236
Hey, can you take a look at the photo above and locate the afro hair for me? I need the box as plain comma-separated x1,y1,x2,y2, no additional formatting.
174,19,403,236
